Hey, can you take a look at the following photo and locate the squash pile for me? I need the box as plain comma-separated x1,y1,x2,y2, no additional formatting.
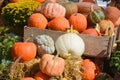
0,0,119,80
9,33,100,80
1,0,120,37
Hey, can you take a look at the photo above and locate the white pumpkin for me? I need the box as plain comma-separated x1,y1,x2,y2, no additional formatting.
55,33,85,58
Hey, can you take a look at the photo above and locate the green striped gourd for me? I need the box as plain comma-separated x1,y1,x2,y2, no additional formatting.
87,9,105,25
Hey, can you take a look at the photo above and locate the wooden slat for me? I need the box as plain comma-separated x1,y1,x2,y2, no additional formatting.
117,26,120,40
24,27,111,58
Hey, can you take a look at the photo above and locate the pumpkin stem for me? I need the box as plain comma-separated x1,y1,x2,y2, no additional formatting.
104,22,114,36
10,53,24,74
95,23,102,36
53,54,59,59
70,25,73,31
90,5,94,12
24,34,34,42
44,41,50,46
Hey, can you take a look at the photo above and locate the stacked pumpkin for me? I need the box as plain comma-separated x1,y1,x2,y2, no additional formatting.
27,0,120,37
11,32,100,80
2,0,120,80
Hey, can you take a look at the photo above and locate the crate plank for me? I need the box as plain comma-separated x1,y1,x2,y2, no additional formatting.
117,26,120,40
24,27,111,58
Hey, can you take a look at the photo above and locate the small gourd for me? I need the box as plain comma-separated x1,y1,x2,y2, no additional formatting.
55,33,85,58
98,19,114,36
87,5,105,25
34,35,55,55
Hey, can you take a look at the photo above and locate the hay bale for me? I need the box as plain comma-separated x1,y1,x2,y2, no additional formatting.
0,58,40,80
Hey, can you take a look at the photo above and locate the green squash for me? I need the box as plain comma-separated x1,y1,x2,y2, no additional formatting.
87,9,105,25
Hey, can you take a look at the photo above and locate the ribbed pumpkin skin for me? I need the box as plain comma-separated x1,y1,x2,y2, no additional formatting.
41,2,66,19
62,1,78,19
98,20,114,36
40,54,65,76
28,13,48,29
34,35,55,55
87,10,105,25
48,17,70,31
69,13,87,32
104,6,120,26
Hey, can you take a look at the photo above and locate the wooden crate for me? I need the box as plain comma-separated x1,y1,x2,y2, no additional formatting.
23,26,117,59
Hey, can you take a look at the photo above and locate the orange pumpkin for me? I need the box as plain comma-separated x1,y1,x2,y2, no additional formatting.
35,0,56,3
28,13,48,29
69,13,87,32
98,19,114,36
82,69,96,80
39,54,65,76
34,71,49,80
10,0,20,3
11,42,37,62
20,77,35,80
41,1,66,19
82,28,99,36
83,0,95,3
81,59,96,80
47,17,70,31
104,6,120,26
75,2,101,15
35,0,45,3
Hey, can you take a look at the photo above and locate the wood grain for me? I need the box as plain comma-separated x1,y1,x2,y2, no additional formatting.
24,27,112,58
